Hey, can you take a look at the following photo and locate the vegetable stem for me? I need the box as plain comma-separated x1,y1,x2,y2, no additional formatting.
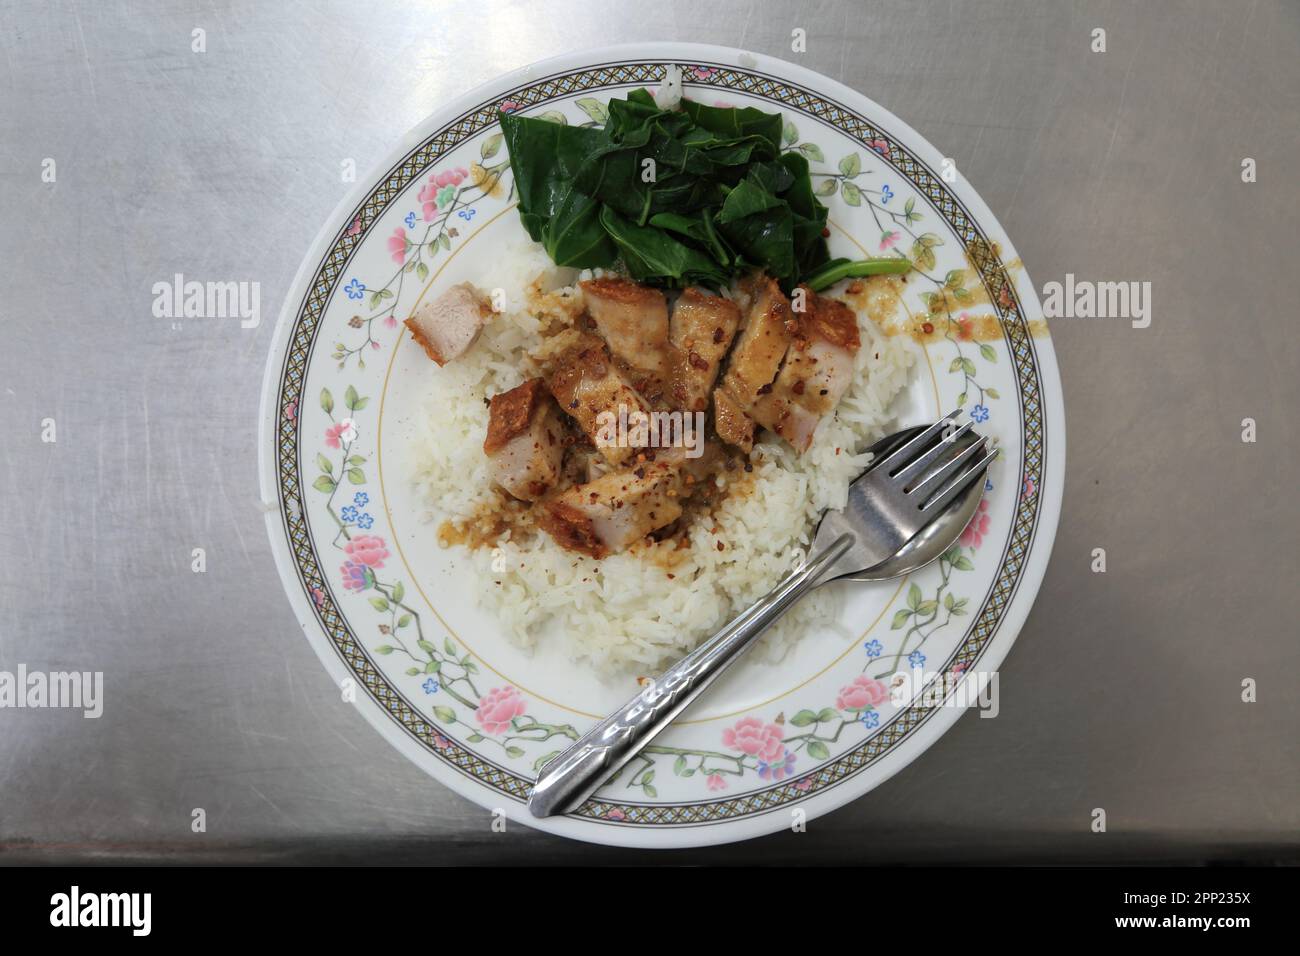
804,257,911,291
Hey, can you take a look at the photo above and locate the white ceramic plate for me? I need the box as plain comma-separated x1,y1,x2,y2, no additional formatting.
258,42,1064,848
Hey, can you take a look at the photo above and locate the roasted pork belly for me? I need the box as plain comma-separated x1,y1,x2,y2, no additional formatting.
405,282,491,366
580,277,671,375
544,332,653,466
711,275,796,452
750,287,862,453
483,378,564,501
668,287,741,414
536,457,684,558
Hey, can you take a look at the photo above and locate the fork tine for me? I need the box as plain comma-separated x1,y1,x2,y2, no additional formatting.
872,409,963,475
919,447,998,514
894,421,975,488
907,433,987,497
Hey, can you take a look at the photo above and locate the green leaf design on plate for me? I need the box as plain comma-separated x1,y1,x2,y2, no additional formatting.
979,343,997,362
806,740,830,760
312,475,335,493
838,152,860,177
575,97,608,125
534,750,561,770
797,142,824,163
320,387,334,414
841,180,862,206
432,706,455,723
790,709,819,727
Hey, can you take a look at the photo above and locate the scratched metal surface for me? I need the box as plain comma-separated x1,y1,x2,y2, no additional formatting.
0,0,1297,865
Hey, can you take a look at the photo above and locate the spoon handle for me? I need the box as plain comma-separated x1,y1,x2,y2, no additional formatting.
527,533,855,819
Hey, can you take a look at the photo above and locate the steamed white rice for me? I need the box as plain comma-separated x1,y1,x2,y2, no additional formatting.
412,245,916,675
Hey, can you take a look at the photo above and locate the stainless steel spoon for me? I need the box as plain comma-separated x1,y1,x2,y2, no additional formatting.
528,411,995,819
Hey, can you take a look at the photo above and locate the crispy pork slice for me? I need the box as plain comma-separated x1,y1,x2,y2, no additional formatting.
580,277,670,374
750,288,862,453
483,379,564,501
669,288,741,413
545,332,652,466
536,458,684,558
404,282,491,366
711,275,796,451
711,386,755,453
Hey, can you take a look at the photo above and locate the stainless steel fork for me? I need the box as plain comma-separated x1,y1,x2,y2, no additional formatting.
528,411,997,818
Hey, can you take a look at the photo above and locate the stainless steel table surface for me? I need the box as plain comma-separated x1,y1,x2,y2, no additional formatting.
1,0,1297,865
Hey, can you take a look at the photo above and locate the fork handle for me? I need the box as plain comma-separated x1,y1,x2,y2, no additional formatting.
527,533,855,818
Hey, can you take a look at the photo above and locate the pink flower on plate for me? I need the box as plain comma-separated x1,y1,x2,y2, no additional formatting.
706,773,727,792
418,177,440,221
868,138,891,159
691,66,717,80
387,227,407,264
284,401,297,421
957,313,974,341
432,733,451,750
960,498,991,549
347,216,362,237
433,167,468,188
324,418,357,449
499,100,520,114
1023,477,1036,500
836,675,890,712
383,315,398,330
310,586,325,607
795,776,813,792
879,230,900,251
343,534,389,569
722,716,784,763
476,685,526,735
606,808,626,821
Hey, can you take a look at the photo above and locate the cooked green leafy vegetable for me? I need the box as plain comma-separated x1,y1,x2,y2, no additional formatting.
499,90,894,290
